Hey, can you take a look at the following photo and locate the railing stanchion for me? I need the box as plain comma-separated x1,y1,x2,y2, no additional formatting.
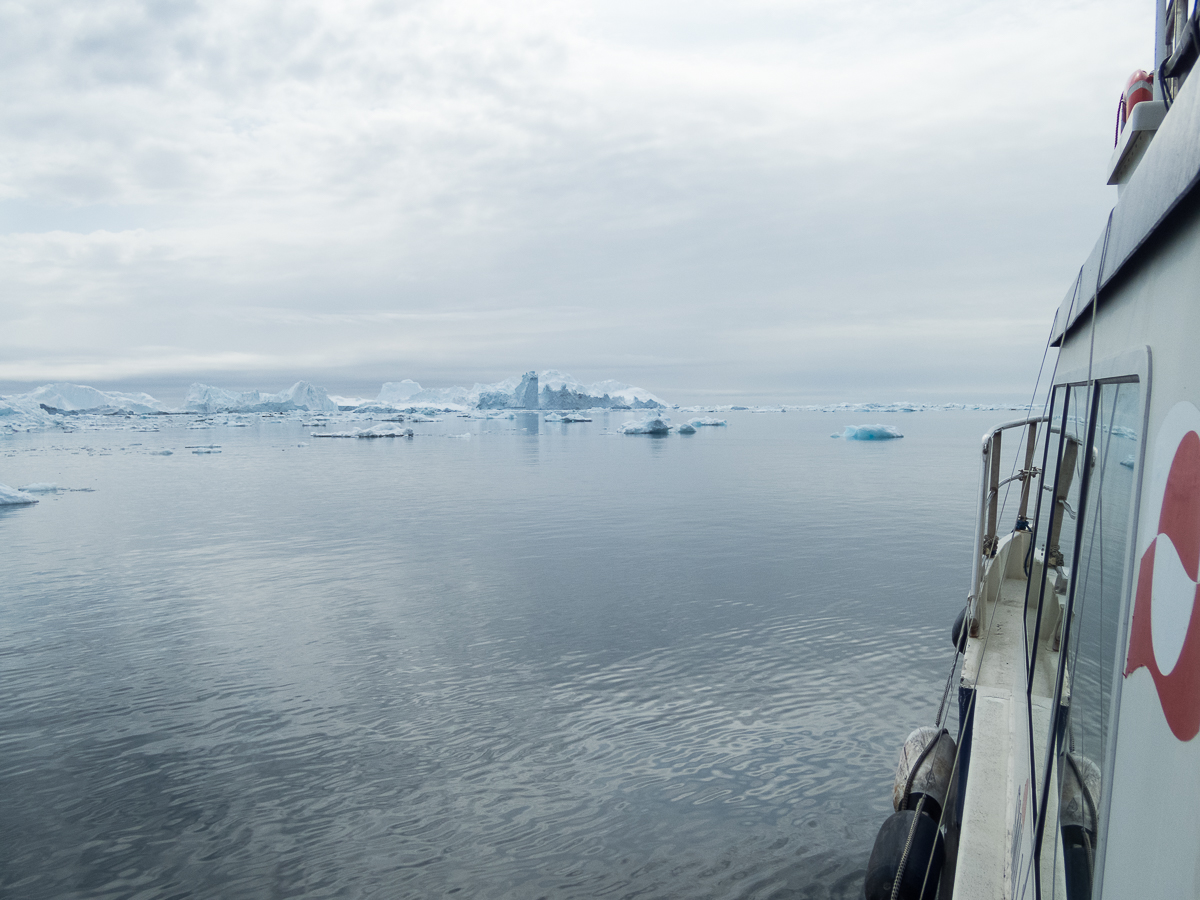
966,416,1049,641
1017,422,1038,526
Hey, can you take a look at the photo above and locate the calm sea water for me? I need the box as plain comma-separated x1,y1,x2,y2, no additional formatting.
0,409,1011,899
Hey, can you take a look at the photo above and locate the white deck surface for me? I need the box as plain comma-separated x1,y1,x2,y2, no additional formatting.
954,544,1065,899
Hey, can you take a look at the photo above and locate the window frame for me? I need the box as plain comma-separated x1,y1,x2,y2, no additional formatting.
1025,347,1152,899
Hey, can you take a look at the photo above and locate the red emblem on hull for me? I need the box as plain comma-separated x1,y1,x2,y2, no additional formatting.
1125,429,1200,740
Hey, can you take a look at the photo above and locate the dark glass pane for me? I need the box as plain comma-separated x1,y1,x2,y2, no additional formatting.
1057,380,1140,900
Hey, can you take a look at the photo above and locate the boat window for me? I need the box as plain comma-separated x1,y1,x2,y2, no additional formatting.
1025,384,1089,792
1053,379,1140,900
1025,387,1068,672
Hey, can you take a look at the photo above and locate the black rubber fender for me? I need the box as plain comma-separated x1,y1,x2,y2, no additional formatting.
864,809,944,900
951,605,968,652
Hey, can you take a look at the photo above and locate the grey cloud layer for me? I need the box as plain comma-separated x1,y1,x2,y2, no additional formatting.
0,0,1150,402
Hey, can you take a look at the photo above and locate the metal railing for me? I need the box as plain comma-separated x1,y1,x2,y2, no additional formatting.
967,416,1048,638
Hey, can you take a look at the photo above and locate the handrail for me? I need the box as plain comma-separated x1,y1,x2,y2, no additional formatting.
967,415,1049,637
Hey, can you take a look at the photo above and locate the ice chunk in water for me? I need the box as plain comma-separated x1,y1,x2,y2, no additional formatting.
619,415,671,435
677,423,697,434
0,484,39,505
841,424,904,441
18,483,57,492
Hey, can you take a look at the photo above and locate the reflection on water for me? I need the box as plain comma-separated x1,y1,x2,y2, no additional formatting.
0,410,998,899
516,411,540,436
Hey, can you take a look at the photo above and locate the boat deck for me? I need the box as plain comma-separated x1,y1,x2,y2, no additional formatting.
954,532,1066,899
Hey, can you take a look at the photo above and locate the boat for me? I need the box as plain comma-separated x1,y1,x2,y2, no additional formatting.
864,2,1200,897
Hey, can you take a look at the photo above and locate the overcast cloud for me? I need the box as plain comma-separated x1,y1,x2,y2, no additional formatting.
0,0,1151,404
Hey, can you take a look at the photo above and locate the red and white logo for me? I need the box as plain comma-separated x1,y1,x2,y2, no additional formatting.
1126,402,1200,741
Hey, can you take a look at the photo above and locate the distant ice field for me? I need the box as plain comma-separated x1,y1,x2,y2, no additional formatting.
0,408,1018,899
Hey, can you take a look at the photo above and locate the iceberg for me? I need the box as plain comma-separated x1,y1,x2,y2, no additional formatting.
369,370,666,411
329,395,370,409
688,417,727,427
374,380,424,407
619,414,672,435
478,371,538,409
538,370,665,410
185,382,339,414
11,383,169,415
841,424,904,441
677,423,697,434
0,484,38,505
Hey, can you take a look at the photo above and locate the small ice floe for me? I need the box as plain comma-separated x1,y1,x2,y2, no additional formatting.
563,413,592,422
149,449,174,455
192,448,222,454
311,426,414,439
840,424,904,441
677,423,697,434
18,483,58,493
689,417,727,427
469,410,514,420
408,414,441,423
1120,454,1136,469
619,415,671,435
0,483,39,505
544,412,564,422
447,432,471,439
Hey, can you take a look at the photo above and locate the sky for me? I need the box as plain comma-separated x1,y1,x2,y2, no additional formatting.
0,0,1154,406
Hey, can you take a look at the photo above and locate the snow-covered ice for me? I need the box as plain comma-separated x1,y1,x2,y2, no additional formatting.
186,382,339,414
840,424,904,441
677,423,697,434
688,417,727,427
538,371,665,410
0,484,39,505
619,415,672,435
18,483,58,492
311,426,414,438
374,380,425,407
12,383,169,415
368,370,665,411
